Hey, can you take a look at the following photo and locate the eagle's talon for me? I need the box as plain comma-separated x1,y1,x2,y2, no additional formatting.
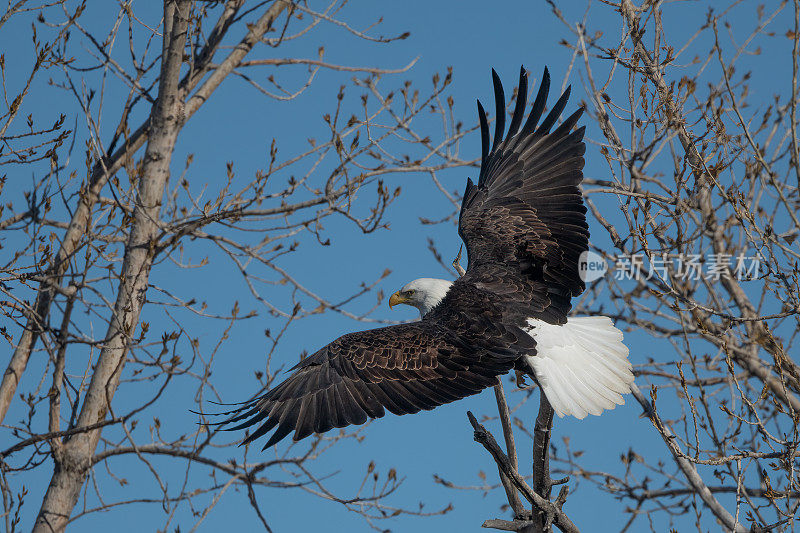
515,370,529,389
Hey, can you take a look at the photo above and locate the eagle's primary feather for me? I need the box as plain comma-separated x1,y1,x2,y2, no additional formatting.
216,66,632,449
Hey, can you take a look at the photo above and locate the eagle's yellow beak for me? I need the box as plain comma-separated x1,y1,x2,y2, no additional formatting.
388,291,409,309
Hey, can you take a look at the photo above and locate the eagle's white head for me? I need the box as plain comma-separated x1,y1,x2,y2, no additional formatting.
389,278,453,317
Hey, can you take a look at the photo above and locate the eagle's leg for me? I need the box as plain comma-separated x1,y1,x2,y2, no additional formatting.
515,369,528,389
512,358,537,389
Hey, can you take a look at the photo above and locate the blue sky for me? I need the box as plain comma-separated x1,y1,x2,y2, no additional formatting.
2,1,793,531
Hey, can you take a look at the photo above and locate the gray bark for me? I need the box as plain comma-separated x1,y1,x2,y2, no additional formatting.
32,2,190,530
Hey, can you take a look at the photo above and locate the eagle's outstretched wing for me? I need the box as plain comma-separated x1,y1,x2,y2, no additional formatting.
220,305,528,448
457,67,589,325
218,67,589,447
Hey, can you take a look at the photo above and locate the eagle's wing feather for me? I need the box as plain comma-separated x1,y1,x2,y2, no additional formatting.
457,66,589,325
222,317,519,448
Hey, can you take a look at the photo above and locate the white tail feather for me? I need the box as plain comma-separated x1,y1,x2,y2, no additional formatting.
525,316,634,419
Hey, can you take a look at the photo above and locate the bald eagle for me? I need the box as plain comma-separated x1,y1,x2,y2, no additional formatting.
219,67,634,449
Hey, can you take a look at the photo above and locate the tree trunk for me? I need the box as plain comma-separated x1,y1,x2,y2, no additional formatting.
32,2,190,530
